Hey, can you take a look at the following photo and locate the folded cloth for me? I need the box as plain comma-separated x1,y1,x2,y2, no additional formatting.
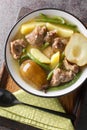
0,90,74,130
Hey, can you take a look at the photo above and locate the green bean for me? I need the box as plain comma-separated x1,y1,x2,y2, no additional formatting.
18,55,29,65
27,53,51,71
41,42,50,50
39,13,65,24
47,70,53,80
36,13,78,32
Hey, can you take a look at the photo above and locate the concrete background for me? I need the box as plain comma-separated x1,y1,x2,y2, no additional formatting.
0,0,87,68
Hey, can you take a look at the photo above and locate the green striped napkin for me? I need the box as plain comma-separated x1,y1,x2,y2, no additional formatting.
0,90,74,130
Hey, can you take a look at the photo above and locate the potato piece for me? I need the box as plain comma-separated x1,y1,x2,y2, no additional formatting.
30,48,50,64
50,51,60,69
65,33,87,66
46,23,74,38
20,60,48,90
21,22,74,37
42,46,54,58
21,22,45,34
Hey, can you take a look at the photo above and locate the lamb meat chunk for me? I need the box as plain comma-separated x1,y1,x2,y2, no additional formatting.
25,26,47,47
63,58,79,73
10,39,27,59
44,30,57,44
50,68,74,87
52,37,68,52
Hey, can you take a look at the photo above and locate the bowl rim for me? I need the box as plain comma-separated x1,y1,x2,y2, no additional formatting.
4,8,87,98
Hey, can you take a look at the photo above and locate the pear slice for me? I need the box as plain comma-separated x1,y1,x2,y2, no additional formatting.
30,48,50,64
65,33,87,66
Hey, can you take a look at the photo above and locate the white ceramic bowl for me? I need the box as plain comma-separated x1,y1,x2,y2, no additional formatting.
5,8,87,97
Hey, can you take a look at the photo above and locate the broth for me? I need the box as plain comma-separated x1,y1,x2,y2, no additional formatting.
10,13,85,92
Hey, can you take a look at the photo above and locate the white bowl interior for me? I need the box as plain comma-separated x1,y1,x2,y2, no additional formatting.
5,9,87,97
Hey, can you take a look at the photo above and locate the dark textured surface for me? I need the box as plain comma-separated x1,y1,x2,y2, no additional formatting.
0,0,87,68
0,116,40,130
76,80,87,130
